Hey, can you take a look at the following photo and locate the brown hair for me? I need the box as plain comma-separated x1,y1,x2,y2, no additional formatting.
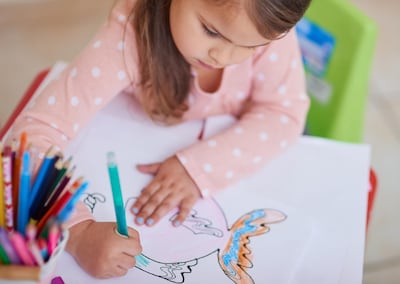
132,0,311,122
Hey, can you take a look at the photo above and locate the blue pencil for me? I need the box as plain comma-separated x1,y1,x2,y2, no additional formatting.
56,181,89,223
17,151,31,234
28,146,56,209
106,152,128,236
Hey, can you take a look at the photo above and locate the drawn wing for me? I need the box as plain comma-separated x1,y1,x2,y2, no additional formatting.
218,209,286,284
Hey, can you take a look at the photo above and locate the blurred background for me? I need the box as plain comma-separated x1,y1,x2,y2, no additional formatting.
0,0,399,283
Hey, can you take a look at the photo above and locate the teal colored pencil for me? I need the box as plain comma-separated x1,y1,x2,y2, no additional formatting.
106,152,128,236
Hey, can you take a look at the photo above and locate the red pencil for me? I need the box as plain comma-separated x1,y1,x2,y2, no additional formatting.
36,177,83,233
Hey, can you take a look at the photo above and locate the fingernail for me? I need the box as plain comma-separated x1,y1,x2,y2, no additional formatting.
136,217,144,225
173,220,181,227
132,207,139,214
146,218,154,226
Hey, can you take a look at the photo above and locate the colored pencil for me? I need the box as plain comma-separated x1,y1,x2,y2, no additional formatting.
30,153,63,222
107,152,128,236
12,132,27,225
28,146,56,210
36,177,83,234
17,151,31,235
2,146,14,231
8,231,35,265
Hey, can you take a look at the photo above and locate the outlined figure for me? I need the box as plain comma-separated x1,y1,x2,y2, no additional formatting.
83,192,106,213
125,197,286,283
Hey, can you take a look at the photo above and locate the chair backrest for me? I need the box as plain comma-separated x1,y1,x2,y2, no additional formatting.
297,0,377,142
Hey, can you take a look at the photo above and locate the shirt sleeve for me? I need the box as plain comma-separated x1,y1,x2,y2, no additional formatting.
176,30,310,197
5,0,138,224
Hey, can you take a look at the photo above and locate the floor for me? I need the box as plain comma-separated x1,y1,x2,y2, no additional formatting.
0,0,399,283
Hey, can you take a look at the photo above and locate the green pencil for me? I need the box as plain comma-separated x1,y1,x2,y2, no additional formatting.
106,152,128,236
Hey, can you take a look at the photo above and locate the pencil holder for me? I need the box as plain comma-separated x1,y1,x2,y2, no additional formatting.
0,230,68,284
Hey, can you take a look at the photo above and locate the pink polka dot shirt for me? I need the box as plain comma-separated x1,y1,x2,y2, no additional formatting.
7,0,309,225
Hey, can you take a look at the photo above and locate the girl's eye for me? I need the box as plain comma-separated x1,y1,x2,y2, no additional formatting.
202,24,219,38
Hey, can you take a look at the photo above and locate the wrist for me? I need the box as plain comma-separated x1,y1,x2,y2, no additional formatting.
65,219,95,256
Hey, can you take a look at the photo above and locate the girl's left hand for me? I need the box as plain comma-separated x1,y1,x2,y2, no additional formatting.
131,156,201,227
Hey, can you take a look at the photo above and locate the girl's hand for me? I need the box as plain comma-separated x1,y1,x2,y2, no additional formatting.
131,156,201,227
66,220,142,278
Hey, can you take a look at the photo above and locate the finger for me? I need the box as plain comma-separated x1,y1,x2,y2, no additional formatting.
146,193,181,226
118,254,137,270
136,187,173,226
136,162,161,174
114,265,129,277
131,182,162,217
172,197,198,227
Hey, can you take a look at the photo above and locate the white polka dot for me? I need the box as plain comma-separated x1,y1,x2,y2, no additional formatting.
27,118,33,123
71,96,79,106
280,140,288,148
291,60,298,69
257,73,265,81
94,97,103,105
280,115,289,124
225,171,234,179
73,123,80,132
259,132,268,141
38,152,45,159
118,14,126,22
253,156,262,164
278,85,287,95
299,93,308,101
203,106,211,113
117,70,126,81
208,140,217,147
50,123,58,129
93,40,102,48
203,163,213,173
70,67,78,78
179,156,188,165
232,148,242,157
257,113,266,119
202,188,210,197
117,41,125,51
234,127,243,134
48,96,56,105
269,52,279,62
61,134,68,141
91,67,101,78
282,99,292,107
236,91,246,100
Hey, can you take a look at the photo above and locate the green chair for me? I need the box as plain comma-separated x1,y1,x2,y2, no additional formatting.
297,0,377,143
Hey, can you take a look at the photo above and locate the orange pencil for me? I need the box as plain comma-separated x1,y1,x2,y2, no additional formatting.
13,132,28,225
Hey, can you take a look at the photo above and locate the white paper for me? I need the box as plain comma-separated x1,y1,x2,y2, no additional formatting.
51,91,370,284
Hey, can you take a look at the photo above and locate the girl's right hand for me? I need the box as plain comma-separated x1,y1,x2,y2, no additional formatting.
66,220,142,278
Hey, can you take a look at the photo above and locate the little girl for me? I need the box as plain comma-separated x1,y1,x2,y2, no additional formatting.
7,0,311,279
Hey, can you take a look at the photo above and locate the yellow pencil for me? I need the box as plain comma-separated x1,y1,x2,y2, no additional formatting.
0,142,5,227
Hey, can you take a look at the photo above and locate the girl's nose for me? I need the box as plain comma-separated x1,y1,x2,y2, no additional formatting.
208,45,233,67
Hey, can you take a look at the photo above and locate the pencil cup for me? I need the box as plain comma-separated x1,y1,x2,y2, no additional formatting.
0,230,69,284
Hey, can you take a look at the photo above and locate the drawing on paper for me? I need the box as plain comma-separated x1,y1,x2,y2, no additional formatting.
91,196,287,284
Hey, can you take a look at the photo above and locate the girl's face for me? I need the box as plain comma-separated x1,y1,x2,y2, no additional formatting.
169,0,269,71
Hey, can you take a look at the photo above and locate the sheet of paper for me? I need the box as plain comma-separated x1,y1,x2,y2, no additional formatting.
49,90,370,284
